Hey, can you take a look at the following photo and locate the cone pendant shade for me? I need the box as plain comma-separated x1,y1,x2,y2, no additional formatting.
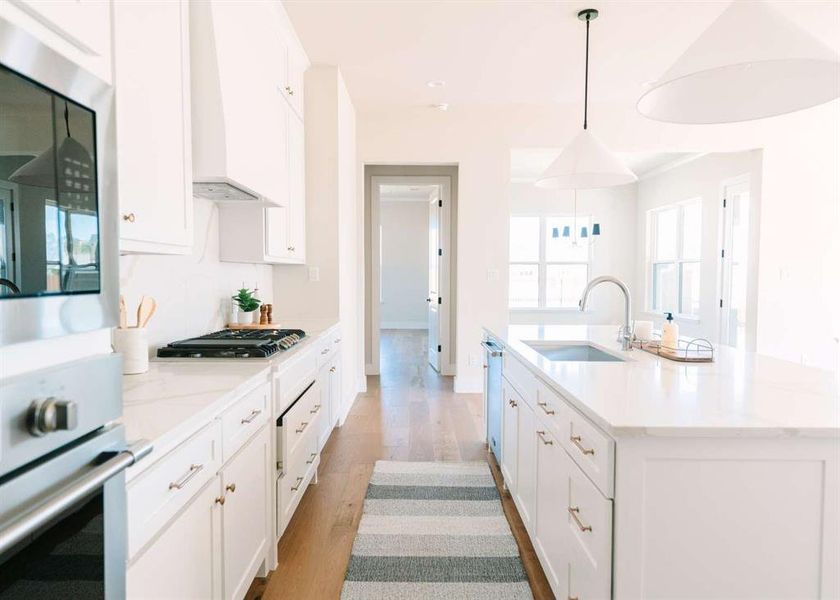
536,129,637,190
637,0,840,124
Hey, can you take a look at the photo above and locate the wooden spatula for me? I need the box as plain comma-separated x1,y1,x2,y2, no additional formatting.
136,296,157,328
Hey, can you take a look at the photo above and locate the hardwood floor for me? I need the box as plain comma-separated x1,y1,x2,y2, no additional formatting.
250,329,553,600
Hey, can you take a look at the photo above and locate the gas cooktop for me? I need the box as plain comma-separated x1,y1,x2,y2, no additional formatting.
156,328,305,359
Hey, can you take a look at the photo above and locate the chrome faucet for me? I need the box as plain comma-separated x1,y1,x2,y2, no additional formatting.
579,275,633,351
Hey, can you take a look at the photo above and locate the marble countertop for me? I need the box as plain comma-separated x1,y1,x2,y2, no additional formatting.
121,322,339,480
486,324,840,438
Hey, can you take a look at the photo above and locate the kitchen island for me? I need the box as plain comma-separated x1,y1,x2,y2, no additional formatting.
484,324,839,599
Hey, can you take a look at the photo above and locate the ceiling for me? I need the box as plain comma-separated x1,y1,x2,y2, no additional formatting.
285,1,840,112
379,184,438,201
510,148,693,182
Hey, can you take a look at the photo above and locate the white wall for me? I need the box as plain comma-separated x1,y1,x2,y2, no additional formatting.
120,197,274,351
634,151,762,343
380,200,428,329
509,182,637,326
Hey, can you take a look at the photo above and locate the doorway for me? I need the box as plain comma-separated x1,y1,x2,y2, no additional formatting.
365,167,457,377
719,177,754,349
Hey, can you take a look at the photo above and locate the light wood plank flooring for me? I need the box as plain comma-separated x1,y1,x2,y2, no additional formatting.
249,330,553,599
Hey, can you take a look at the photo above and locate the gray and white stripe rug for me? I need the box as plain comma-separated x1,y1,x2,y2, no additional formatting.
341,460,533,599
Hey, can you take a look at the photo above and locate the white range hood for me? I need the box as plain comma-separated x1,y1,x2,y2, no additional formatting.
189,1,288,206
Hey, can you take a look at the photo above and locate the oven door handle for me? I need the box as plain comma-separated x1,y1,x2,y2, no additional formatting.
0,440,152,556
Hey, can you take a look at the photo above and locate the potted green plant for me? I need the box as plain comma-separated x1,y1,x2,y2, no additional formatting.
232,287,261,324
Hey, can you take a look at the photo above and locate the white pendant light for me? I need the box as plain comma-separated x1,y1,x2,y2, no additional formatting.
537,9,637,190
637,1,840,124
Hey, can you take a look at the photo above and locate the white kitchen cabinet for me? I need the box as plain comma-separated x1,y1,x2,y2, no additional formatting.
220,424,270,600
328,352,342,429
286,112,306,261
534,427,569,598
0,0,112,83
501,380,518,490
514,395,537,535
127,478,222,600
283,44,306,119
114,0,193,254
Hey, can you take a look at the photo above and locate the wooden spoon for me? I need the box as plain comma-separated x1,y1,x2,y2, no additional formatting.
136,296,157,329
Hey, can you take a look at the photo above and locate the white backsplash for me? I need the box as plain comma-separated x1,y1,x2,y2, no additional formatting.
119,197,274,352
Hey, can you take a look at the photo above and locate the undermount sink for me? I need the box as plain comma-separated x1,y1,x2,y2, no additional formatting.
523,342,627,362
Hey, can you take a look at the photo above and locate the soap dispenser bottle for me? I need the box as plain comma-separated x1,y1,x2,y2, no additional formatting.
661,312,679,349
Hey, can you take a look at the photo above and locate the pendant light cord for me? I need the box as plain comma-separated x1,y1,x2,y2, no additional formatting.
583,16,590,130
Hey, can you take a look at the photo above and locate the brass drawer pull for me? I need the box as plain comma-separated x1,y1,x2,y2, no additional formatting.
215,495,225,506
290,476,304,491
537,401,555,415
295,422,308,434
537,430,553,445
569,506,592,532
305,452,317,465
169,463,203,490
570,434,595,456
240,409,262,424
321,348,330,355
122,212,136,223
508,399,517,407
330,366,336,373
225,483,236,494
310,404,321,414
334,338,341,343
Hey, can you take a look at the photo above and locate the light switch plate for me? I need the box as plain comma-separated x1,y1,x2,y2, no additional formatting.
308,267,320,282
486,268,499,282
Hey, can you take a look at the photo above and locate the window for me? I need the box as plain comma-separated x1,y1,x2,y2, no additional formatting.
509,215,590,309
647,199,701,317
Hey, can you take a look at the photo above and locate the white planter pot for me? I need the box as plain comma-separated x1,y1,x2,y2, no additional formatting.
237,310,255,325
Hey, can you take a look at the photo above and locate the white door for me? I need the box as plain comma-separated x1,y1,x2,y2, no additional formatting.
719,181,750,348
427,192,441,370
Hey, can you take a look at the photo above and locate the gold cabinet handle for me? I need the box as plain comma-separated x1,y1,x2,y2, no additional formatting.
122,212,136,223
334,338,341,343
568,506,592,532
329,366,336,373
321,348,330,355
310,404,321,414
285,85,294,96
305,452,317,465
295,422,308,434
215,495,225,506
290,476,304,491
169,463,203,490
508,399,517,407
537,430,553,445
225,483,236,494
570,434,595,456
240,409,261,424
537,401,555,416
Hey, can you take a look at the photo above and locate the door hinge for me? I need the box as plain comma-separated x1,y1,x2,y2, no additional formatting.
438,297,441,305
437,345,442,352
438,199,442,208
438,248,442,256
723,198,727,208
719,298,724,308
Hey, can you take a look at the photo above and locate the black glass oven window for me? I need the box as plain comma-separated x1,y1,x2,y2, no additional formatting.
0,63,100,299
0,491,104,599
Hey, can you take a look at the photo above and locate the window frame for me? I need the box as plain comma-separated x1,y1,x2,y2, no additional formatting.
509,214,591,310
646,198,702,320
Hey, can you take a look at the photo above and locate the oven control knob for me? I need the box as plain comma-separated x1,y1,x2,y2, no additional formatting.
28,398,78,437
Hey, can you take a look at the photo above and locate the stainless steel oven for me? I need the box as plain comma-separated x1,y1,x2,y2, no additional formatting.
0,355,150,599
0,17,118,345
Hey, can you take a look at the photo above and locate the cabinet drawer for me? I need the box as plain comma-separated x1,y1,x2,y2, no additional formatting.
274,349,317,413
221,381,270,462
315,338,335,368
534,380,569,442
278,382,320,465
127,422,222,559
566,455,612,590
562,406,615,498
503,352,536,401
277,431,318,535
569,545,612,600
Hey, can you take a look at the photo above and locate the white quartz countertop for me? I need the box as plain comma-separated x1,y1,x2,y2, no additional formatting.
121,322,338,479
486,325,840,438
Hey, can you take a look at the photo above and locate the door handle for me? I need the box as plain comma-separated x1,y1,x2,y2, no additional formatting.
426,298,431,302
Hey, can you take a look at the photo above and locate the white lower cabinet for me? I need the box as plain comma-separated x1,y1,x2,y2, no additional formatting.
127,478,222,599
534,427,569,596
514,394,537,535
501,380,519,489
220,424,270,600
328,352,342,428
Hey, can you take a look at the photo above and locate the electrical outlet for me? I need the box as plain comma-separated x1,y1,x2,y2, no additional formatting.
308,267,320,282
486,268,499,282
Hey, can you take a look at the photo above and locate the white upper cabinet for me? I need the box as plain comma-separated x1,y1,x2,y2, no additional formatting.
284,44,306,119
286,112,306,260
0,0,112,83
190,0,301,207
114,0,193,254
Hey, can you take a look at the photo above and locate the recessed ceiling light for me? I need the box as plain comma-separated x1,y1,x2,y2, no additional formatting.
430,103,449,111
426,80,446,88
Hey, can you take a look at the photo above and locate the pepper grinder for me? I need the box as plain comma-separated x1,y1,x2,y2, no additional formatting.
266,303,273,324
259,304,268,325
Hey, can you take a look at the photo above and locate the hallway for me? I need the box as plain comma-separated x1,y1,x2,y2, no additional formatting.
255,330,551,599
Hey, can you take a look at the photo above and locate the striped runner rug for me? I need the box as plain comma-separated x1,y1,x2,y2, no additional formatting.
341,460,533,599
